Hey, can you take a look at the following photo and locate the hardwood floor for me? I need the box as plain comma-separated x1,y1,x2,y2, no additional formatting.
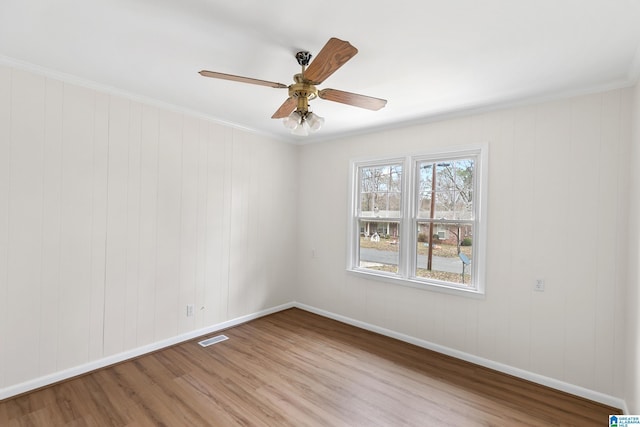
0,308,620,426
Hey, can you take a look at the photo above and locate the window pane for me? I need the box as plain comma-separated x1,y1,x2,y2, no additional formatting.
358,221,400,274
417,159,474,220
417,163,434,218
359,164,402,218
434,191,455,219
415,221,473,286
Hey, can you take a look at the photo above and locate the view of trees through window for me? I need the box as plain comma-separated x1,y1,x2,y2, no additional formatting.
359,164,402,217
354,156,478,288
416,158,475,284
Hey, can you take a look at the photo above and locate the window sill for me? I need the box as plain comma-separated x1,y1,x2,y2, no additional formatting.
346,268,486,299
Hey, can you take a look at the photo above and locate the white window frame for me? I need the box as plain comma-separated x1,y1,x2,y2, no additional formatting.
347,144,488,297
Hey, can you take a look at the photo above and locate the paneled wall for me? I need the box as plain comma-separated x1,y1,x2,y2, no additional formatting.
297,88,631,399
0,65,298,390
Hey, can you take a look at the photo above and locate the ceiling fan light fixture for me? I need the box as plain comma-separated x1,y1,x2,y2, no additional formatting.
305,112,324,132
284,110,324,136
291,120,309,136
283,111,301,130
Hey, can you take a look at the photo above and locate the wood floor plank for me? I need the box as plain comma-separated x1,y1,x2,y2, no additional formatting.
0,308,620,426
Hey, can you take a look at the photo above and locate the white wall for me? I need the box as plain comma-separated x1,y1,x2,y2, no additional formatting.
297,88,631,400
0,65,298,392
627,81,640,414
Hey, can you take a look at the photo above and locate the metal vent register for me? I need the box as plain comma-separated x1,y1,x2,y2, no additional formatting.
198,335,229,347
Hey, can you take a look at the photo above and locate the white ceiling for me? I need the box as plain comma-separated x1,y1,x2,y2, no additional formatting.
1,0,640,143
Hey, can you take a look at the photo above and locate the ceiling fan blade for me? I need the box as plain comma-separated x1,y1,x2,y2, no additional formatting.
319,88,387,111
271,97,297,119
199,70,288,89
304,38,358,85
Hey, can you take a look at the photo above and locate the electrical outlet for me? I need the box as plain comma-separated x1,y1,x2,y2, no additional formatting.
534,279,545,292
186,304,194,317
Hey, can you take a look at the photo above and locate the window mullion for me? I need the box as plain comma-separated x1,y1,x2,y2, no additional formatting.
400,156,414,278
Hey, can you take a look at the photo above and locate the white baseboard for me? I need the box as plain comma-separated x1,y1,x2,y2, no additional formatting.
293,302,628,413
0,302,294,401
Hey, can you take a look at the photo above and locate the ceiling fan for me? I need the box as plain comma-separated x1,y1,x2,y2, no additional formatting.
199,37,387,135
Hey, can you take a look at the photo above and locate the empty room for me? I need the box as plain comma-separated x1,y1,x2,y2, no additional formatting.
1,1,640,425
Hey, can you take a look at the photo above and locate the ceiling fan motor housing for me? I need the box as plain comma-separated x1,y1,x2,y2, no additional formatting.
289,75,318,114
289,79,318,99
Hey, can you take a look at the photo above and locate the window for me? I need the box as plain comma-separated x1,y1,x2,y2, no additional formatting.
348,146,487,295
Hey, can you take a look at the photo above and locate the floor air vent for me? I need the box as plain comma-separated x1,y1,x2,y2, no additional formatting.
198,335,228,347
